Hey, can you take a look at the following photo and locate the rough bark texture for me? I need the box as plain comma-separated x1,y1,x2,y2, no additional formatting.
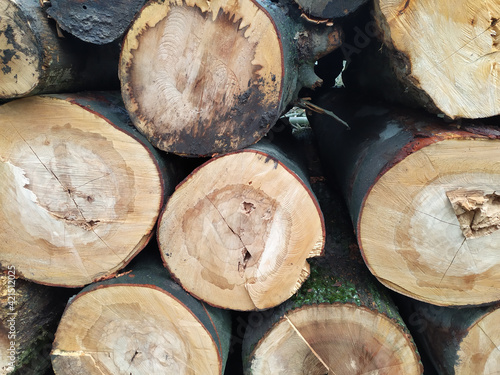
343,0,500,119
158,127,325,311
51,248,231,375
0,0,119,100
309,89,500,307
397,296,500,375
0,272,72,375
119,0,342,156
293,0,369,20
46,0,147,44
0,93,180,287
242,179,423,374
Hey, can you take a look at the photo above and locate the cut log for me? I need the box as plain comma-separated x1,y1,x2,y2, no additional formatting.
0,93,179,287
293,0,369,20
46,0,147,44
309,90,500,306
51,250,231,375
398,297,500,375
158,130,325,310
0,0,119,100
242,181,423,374
119,0,342,156
343,0,500,119
0,271,71,375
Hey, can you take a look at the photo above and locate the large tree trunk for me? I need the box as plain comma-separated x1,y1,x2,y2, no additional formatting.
0,93,180,287
343,0,500,119
309,90,500,307
157,128,325,311
46,0,147,44
398,296,500,375
242,181,423,374
51,249,231,374
0,0,119,100
0,272,71,375
119,0,342,156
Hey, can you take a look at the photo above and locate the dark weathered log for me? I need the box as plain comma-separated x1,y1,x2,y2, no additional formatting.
0,93,181,287
119,0,342,156
157,127,325,310
398,296,500,375
0,272,71,374
0,0,119,100
293,0,369,20
343,0,500,119
242,180,423,374
309,89,500,307
51,249,231,374
46,0,147,44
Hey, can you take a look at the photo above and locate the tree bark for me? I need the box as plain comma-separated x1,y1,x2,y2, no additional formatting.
242,181,423,374
0,0,119,100
157,127,325,311
343,0,500,119
0,272,71,375
293,0,369,20
119,0,342,156
309,89,500,307
51,249,231,374
46,0,147,44
0,93,180,287
398,296,500,375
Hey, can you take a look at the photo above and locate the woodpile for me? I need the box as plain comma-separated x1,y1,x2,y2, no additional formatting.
1,0,499,373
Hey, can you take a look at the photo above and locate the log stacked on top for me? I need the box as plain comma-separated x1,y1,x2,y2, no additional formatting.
1,0,500,373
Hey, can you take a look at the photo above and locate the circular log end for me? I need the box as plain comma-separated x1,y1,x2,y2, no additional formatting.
0,96,163,286
158,150,325,311
455,306,500,374
376,0,500,118
0,0,41,99
119,0,283,156
51,285,222,374
360,137,500,306
247,304,422,374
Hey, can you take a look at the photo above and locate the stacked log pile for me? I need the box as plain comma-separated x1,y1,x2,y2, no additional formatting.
1,0,499,373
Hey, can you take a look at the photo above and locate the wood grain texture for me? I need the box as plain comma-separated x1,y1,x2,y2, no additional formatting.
119,0,341,156
309,90,500,307
158,138,325,310
0,94,171,287
0,0,119,100
51,252,231,374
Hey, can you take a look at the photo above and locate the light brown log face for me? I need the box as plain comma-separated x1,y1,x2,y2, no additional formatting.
0,0,40,98
359,139,500,306
0,97,162,286
456,308,500,374
51,286,221,374
376,0,500,118
158,150,324,310
249,304,421,374
120,0,283,156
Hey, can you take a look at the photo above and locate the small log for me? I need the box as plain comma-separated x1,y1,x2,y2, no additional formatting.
0,271,70,375
0,0,119,100
242,181,423,374
46,0,147,44
399,297,500,375
293,0,369,20
309,90,500,307
343,0,500,119
119,0,342,156
51,250,231,375
157,129,325,310
0,93,180,287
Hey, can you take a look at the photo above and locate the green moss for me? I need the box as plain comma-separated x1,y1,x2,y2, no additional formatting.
12,327,54,375
293,265,361,308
